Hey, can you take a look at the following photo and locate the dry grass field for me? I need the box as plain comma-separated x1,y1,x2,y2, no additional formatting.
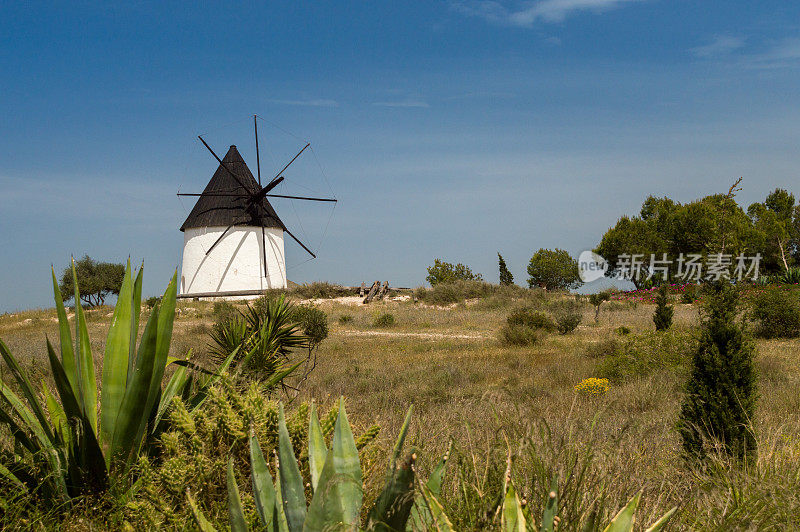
1,290,799,530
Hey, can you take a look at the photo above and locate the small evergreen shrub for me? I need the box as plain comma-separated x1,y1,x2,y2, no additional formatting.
615,325,631,335
145,296,159,309
426,259,483,285
678,281,757,462
499,324,540,346
749,286,800,338
373,312,395,327
338,314,354,324
293,304,329,347
551,301,582,334
588,291,612,323
653,284,674,331
506,307,556,331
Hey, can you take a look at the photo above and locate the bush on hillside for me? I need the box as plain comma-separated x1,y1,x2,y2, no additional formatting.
292,282,352,299
551,301,583,334
499,324,540,346
426,259,483,286
749,286,800,338
507,307,556,331
292,303,329,346
373,312,395,327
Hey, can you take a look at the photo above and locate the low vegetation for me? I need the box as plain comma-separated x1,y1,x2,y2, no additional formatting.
2,262,800,529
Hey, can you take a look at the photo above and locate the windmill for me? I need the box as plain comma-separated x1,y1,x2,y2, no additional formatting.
177,116,336,298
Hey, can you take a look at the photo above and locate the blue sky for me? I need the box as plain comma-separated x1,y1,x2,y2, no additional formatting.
2,1,800,311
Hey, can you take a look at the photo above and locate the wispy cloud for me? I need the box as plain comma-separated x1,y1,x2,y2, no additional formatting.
454,0,645,26
691,35,745,58
267,99,339,107
744,37,800,69
372,100,430,108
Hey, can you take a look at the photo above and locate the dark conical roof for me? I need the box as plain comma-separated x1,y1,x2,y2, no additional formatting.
180,145,285,232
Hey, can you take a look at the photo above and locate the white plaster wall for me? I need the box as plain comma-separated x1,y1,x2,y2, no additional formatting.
180,226,286,295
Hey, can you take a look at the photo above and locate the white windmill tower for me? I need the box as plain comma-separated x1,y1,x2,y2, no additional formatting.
178,116,336,298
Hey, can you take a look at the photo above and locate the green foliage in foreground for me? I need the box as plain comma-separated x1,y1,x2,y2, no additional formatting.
58,255,125,306
679,281,757,462
191,400,676,532
0,261,179,501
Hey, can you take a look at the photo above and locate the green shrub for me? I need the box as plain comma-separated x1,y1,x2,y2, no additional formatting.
145,296,160,309
749,286,800,338
680,284,699,303
499,324,540,346
212,300,237,321
584,337,619,358
615,325,631,335
679,281,757,461
551,301,582,334
293,304,329,347
653,284,674,331
292,282,352,299
338,314,354,324
507,307,556,331
597,330,694,382
426,259,483,285
373,312,395,327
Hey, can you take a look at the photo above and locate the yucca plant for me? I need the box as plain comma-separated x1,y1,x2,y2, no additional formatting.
0,260,252,503
210,296,310,380
188,400,455,531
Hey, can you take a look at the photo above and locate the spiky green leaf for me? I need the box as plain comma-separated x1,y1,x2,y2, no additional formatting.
502,484,527,532
250,430,276,530
644,506,677,532
227,457,248,532
307,402,327,492
277,404,306,532
602,492,640,532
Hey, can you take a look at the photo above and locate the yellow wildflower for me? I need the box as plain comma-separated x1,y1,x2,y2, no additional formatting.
574,377,610,396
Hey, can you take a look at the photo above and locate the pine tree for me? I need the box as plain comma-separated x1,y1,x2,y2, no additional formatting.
498,253,514,286
678,281,757,462
653,284,674,331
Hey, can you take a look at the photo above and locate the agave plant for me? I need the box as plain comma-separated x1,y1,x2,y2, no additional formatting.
0,260,258,503
188,400,455,531
501,477,677,532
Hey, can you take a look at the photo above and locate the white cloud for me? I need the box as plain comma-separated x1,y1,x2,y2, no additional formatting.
454,0,645,26
372,100,430,108
267,99,339,107
691,35,745,58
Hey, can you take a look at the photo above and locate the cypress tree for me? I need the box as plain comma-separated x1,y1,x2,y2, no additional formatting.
678,281,757,461
498,253,514,286
653,284,674,331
